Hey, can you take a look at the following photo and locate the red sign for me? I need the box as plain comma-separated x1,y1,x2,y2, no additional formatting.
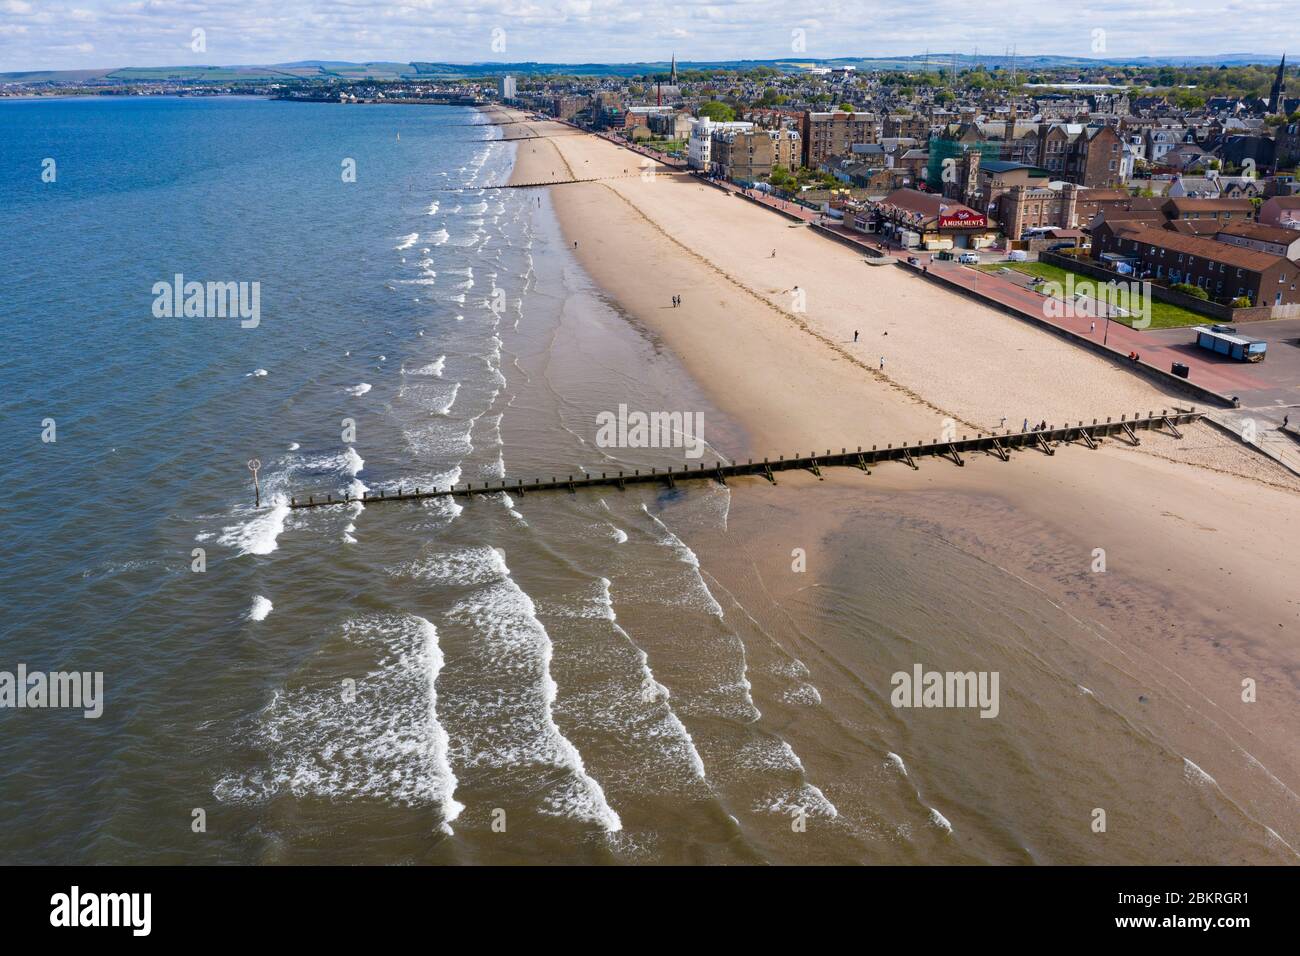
939,209,987,229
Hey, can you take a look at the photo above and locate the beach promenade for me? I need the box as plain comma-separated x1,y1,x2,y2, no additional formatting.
565,124,1300,420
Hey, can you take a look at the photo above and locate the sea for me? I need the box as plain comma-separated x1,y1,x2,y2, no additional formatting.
1,96,1294,864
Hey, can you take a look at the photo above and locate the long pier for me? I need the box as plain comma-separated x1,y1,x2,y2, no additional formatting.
286,409,1200,510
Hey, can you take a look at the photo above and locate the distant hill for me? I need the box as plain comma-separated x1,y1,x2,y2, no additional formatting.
2,53,1288,85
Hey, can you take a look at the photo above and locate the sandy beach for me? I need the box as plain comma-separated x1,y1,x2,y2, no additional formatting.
490,107,1300,859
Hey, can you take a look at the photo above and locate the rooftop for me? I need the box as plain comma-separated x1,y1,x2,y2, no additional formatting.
1111,222,1290,273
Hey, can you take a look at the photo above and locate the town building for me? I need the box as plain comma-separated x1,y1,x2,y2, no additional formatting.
687,118,753,170
1036,123,1125,188
801,110,880,168
1091,221,1300,306
1260,195,1300,230
1162,197,1256,224
711,127,774,181
867,188,998,250
1211,222,1300,260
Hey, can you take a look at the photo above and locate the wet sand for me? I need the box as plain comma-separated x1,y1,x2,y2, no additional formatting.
494,108,1300,861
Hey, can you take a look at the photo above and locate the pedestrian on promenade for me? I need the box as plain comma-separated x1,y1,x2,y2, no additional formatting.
854,330,859,342
1090,321,1096,334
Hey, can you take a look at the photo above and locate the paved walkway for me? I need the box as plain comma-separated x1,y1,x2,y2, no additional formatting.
1204,406,1300,476
915,258,1259,401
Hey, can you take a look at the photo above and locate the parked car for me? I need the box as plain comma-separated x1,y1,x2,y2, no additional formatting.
958,252,981,265
1007,250,1029,262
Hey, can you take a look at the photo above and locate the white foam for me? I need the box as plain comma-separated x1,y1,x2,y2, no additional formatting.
595,577,708,783
214,613,463,827
394,232,419,250
640,505,725,618
345,383,372,397
217,500,290,556
246,368,268,378
929,807,953,833
766,784,839,819
443,548,622,831
246,595,273,621
781,684,822,706
403,356,445,377
1183,757,1217,787
885,752,908,776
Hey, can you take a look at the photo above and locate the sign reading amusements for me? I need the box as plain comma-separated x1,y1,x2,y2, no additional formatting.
939,209,987,229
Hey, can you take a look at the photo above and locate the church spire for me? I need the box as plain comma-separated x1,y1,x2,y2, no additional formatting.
1270,53,1287,115
671,52,678,85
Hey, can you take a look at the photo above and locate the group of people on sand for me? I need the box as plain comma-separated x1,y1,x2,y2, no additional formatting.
671,295,683,308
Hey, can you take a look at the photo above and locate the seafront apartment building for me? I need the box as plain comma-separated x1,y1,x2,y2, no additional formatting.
687,118,754,170
801,110,880,169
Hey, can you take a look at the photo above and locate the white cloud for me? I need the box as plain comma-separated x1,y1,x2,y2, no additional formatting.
0,0,1295,71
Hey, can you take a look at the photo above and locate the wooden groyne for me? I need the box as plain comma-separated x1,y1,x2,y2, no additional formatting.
286,410,1200,510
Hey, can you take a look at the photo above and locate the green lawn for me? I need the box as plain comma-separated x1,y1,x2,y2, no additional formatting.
976,259,1209,329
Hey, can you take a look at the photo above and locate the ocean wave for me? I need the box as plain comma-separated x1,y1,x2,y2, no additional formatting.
403,356,445,377
216,500,290,556
213,613,463,827
344,383,372,397
246,595,273,622
440,548,622,831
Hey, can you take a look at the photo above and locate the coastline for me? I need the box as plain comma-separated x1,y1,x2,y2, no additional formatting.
497,107,1300,858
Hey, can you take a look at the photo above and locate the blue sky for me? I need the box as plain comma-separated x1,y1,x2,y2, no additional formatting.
1,0,1295,72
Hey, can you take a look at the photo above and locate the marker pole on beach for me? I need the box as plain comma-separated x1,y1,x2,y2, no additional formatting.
248,458,262,508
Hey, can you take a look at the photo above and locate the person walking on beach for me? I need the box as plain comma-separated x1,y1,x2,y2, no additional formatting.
1283,415,1290,429
771,249,777,258
1023,418,1029,432
853,330,859,343
880,355,885,370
